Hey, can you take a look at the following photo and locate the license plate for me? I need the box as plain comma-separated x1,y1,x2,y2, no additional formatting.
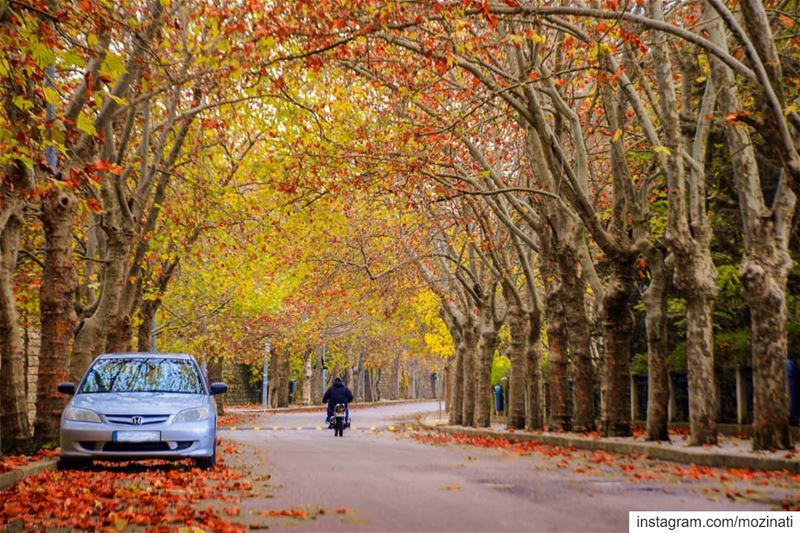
114,431,160,443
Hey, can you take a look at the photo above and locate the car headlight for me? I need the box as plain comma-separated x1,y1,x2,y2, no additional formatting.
173,407,210,423
64,407,102,423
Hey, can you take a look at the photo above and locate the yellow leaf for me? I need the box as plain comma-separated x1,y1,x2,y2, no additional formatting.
12,96,34,112
652,145,671,155
612,129,623,142
76,112,97,136
44,87,61,106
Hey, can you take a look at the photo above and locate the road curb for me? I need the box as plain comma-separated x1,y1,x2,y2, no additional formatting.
418,419,800,474
227,399,431,413
0,459,57,490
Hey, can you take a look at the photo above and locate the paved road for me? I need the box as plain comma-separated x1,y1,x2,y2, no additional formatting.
220,402,769,532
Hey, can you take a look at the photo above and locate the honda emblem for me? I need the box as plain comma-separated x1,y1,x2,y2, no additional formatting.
131,416,143,425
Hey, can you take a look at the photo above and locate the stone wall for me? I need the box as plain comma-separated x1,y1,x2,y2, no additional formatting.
222,362,260,405
24,327,40,431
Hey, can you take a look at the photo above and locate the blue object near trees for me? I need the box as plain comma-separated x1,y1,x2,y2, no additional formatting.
493,384,504,414
788,360,800,423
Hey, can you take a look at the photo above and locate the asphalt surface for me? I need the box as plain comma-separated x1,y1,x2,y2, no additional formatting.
220,402,769,532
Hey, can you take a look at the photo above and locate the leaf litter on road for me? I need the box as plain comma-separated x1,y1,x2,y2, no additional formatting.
409,432,800,510
0,440,254,532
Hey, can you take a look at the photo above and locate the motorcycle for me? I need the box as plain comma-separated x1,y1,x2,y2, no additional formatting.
331,403,350,437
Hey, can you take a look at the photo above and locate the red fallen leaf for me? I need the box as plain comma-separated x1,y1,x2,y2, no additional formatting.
0,445,245,532
336,508,350,514
728,468,755,481
266,508,307,519
574,467,586,473
224,506,240,516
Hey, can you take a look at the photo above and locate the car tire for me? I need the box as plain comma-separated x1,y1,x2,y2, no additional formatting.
57,457,92,470
194,442,216,470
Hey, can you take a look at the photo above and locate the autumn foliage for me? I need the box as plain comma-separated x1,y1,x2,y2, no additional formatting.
0,445,247,532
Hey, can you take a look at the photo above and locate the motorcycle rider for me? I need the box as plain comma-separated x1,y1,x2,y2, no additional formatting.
322,377,353,426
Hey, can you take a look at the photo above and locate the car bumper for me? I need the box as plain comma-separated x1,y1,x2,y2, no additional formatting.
60,419,216,460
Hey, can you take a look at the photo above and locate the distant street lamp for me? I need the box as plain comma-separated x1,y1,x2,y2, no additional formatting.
262,340,271,408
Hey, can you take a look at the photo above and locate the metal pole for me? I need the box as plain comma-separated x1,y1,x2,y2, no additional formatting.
150,308,157,352
437,375,442,421
262,340,271,408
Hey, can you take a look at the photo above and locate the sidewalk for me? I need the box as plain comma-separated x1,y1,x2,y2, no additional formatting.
0,457,57,490
419,416,800,473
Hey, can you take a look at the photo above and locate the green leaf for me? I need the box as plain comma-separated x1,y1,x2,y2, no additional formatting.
12,96,34,111
61,50,84,67
76,113,97,136
31,42,56,67
43,87,61,106
99,53,128,80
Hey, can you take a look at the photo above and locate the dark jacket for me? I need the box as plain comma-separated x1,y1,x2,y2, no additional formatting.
322,379,353,407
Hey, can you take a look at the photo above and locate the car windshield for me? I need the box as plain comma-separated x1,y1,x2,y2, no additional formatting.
80,358,203,394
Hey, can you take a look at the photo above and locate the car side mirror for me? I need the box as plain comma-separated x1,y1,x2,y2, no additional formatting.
58,382,76,395
210,382,227,396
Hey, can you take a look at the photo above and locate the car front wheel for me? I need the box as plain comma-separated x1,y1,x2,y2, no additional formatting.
194,443,216,470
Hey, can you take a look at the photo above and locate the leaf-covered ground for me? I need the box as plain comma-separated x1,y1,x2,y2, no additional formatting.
410,432,800,511
0,449,59,474
0,442,251,532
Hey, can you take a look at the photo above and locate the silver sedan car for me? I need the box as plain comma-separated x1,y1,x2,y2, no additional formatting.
58,353,226,470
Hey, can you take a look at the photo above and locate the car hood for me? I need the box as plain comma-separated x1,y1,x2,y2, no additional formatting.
71,392,207,415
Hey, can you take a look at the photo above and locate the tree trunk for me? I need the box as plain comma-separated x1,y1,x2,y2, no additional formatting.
449,326,465,425
505,300,527,430
34,191,78,446
0,213,31,452
746,261,793,450
475,298,499,428
105,315,133,353
704,5,796,450
136,300,158,352
303,349,313,406
461,324,478,427
600,262,634,437
544,271,570,431
557,244,595,432
643,248,670,441
312,348,323,404
70,227,132,380
648,0,718,447
277,352,290,408
681,270,718,446
390,356,401,400
526,309,544,430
